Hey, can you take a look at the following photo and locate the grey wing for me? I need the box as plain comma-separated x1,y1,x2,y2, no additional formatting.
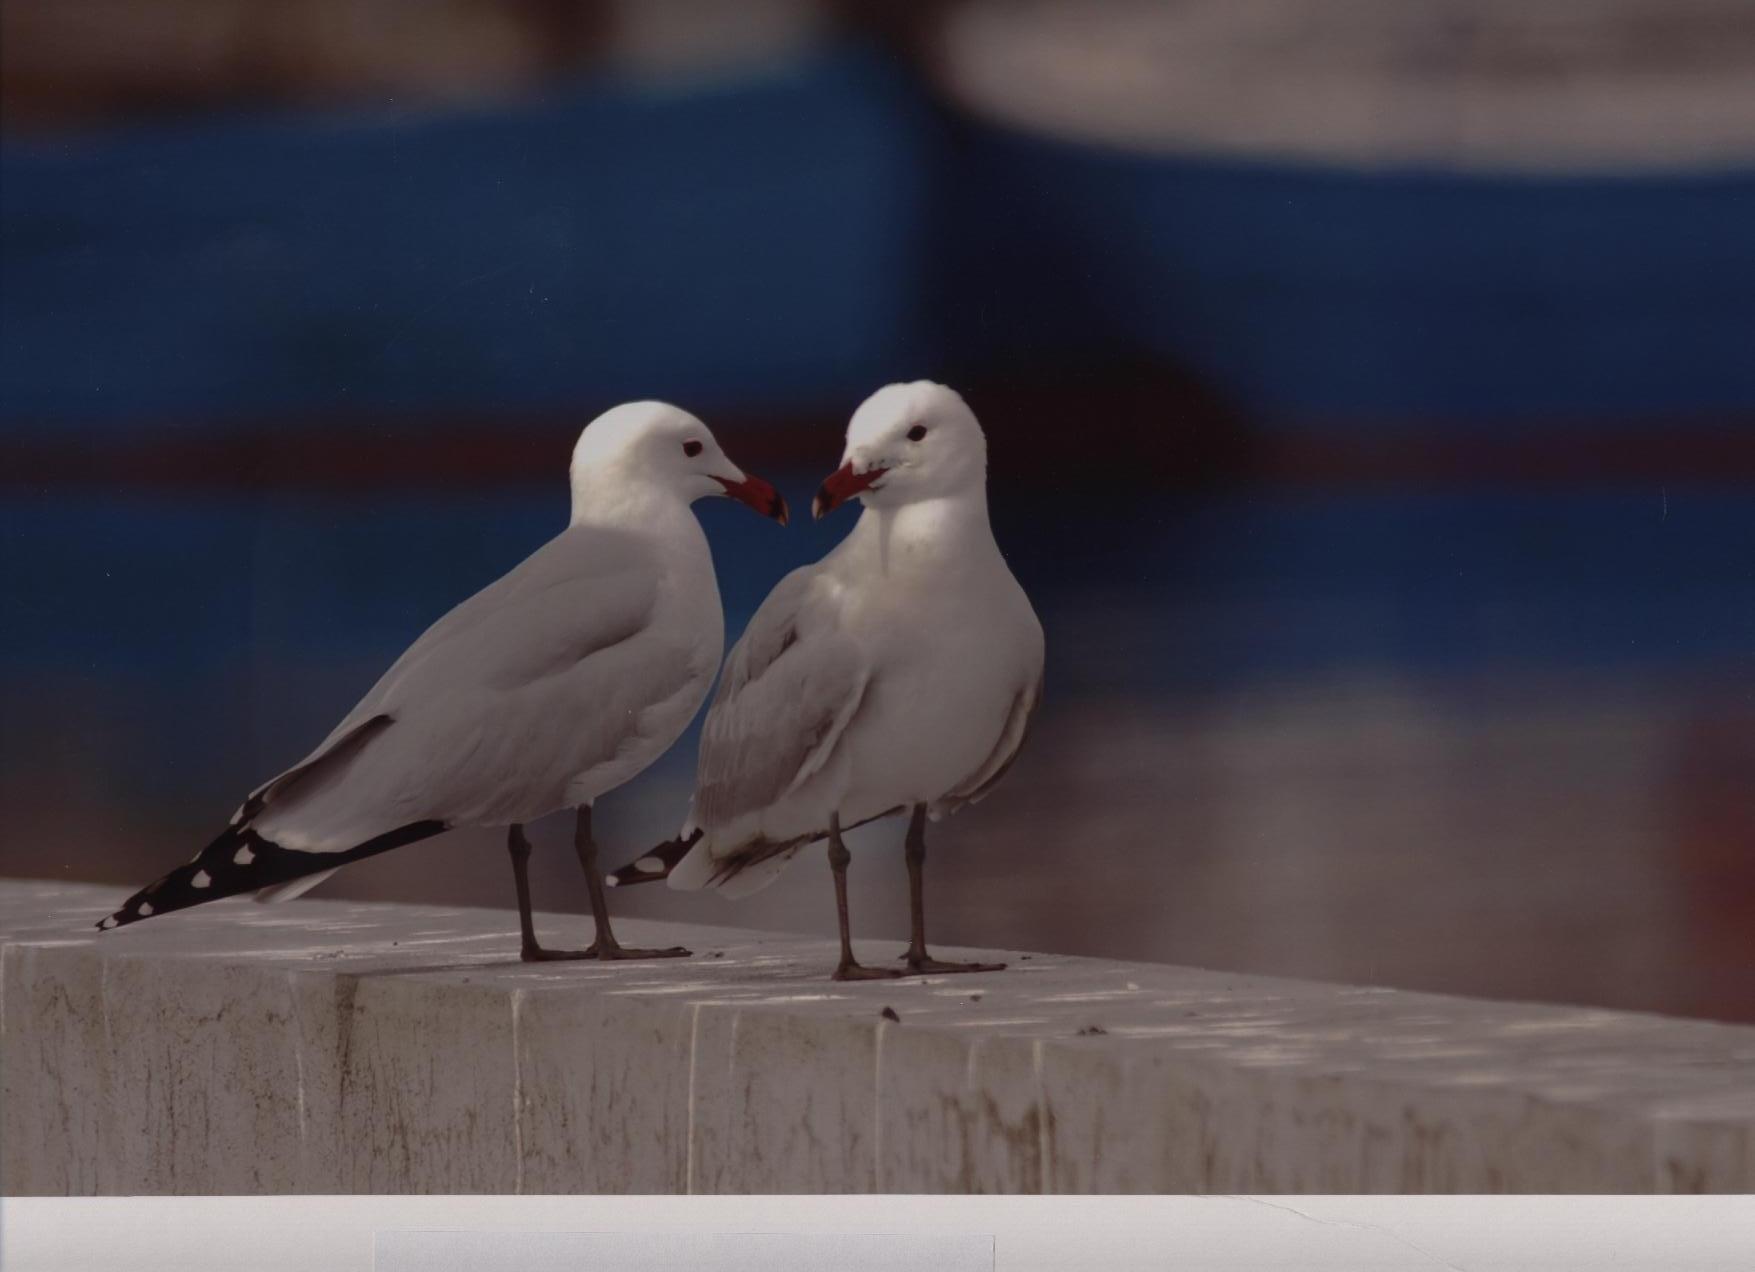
230,712,395,827
935,669,1043,814
245,524,662,844
691,566,869,834
335,523,658,728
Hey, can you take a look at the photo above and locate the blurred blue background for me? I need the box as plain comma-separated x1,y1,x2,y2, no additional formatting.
3,0,1752,1021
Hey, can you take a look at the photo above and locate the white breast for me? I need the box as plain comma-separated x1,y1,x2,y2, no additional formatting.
823,522,1043,823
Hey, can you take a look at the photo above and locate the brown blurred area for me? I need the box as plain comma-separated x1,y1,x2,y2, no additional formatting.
0,0,852,131
10,0,1754,162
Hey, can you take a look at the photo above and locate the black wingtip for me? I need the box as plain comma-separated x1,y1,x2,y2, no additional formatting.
607,829,702,888
98,821,263,930
100,817,449,930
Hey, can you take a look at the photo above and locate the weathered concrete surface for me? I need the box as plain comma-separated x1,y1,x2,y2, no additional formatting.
2,879,1752,1194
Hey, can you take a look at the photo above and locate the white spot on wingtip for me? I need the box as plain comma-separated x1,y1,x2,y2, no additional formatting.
604,875,619,888
192,870,212,888
99,916,117,930
235,846,255,865
138,902,154,917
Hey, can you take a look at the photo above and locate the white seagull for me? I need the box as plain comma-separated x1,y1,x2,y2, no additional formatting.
99,402,789,961
611,382,1044,980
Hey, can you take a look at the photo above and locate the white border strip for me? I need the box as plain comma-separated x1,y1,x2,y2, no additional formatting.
5,1196,1755,1272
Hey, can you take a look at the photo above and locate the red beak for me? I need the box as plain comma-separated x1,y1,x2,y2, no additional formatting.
713,472,789,525
812,461,887,520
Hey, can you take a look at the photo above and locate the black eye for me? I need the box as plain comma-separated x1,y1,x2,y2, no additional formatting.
906,424,928,442
682,440,703,458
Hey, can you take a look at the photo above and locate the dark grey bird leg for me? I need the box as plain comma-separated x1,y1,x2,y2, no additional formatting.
899,804,1006,976
507,823,596,961
828,812,901,981
574,805,689,960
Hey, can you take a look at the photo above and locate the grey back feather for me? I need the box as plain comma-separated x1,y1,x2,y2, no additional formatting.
334,524,658,730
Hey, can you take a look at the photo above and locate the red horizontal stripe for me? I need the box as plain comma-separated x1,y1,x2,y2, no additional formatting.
5,394,1754,491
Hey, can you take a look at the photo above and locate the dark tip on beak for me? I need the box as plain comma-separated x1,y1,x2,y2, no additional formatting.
812,461,887,520
713,472,789,525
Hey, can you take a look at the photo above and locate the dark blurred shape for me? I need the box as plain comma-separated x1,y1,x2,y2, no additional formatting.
932,126,1755,424
923,0,1755,425
1,43,931,435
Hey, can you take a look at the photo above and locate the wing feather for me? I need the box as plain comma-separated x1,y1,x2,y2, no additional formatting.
934,670,1043,814
253,523,664,844
339,524,658,725
692,567,867,832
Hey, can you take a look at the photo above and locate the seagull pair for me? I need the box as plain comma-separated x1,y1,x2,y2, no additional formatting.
101,382,1044,981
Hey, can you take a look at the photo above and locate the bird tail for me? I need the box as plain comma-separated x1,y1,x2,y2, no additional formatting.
607,808,903,897
96,818,447,931
668,832,808,896
703,851,797,899
606,830,702,888
609,829,797,896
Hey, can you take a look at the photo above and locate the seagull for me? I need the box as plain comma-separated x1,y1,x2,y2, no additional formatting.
610,382,1044,980
98,402,789,962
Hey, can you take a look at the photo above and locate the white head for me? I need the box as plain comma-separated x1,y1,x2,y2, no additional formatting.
812,381,988,519
569,400,787,525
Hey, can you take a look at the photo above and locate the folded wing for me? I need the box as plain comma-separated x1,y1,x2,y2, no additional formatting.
668,568,870,892
100,525,670,928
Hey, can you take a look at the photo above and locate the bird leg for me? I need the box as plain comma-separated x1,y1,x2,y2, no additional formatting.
506,824,595,961
573,806,689,960
828,813,902,981
899,804,1006,976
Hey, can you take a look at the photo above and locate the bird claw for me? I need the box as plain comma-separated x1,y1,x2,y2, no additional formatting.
522,942,691,962
833,961,905,981
520,945,599,962
902,957,1007,976
593,944,692,961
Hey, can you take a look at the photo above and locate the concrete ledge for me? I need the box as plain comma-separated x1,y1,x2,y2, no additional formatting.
3,880,1752,1194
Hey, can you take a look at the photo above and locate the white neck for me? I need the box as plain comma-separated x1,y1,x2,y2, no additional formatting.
844,485,997,578
568,470,707,555
571,468,666,526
